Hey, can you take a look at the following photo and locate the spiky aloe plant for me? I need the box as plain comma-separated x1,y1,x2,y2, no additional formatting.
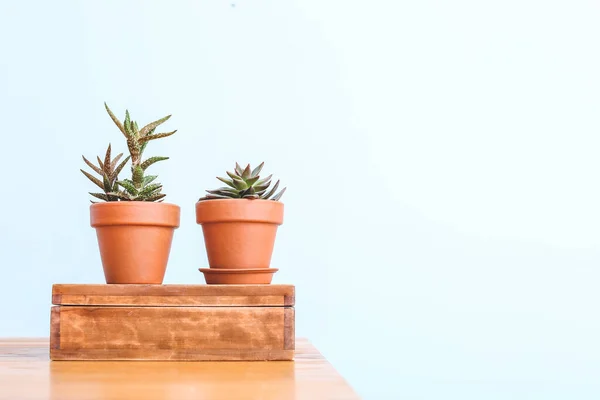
199,162,286,201
80,144,130,203
81,103,176,202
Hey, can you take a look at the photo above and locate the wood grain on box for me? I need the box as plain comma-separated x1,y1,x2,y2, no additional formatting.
50,284,295,361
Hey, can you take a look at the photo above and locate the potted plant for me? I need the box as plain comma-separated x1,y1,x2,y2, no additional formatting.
80,103,180,284
196,162,286,284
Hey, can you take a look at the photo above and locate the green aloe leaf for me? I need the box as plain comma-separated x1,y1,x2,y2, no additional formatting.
103,144,112,170
217,176,236,188
143,175,158,185
207,191,237,198
110,153,123,170
232,177,247,190
203,193,233,200
145,193,167,202
107,191,132,201
140,140,148,154
235,162,244,176
271,187,287,201
141,156,169,170
255,174,272,187
254,183,271,193
139,130,177,143
139,183,162,196
226,171,241,180
96,156,104,170
89,192,109,201
139,115,172,137
107,192,120,202
251,162,264,178
132,165,144,187
126,136,139,157
104,103,127,136
81,170,104,190
114,155,131,178
118,180,138,195
82,156,102,175
222,187,241,195
124,111,132,137
245,175,260,187
242,164,251,179
206,187,239,197
103,174,112,193
261,179,280,199
240,186,256,197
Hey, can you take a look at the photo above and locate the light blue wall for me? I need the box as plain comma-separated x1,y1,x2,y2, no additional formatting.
1,1,600,399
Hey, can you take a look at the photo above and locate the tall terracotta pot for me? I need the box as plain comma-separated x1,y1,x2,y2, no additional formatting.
90,202,180,284
195,199,284,269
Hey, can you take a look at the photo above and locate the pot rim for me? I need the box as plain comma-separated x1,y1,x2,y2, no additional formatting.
90,201,181,228
90,201,180,208
196,198,285,206
195,198,284,225
199,268,279,274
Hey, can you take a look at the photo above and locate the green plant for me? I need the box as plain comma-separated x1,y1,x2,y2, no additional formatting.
80,144,130,202
199,162,286,201
81,103,177,202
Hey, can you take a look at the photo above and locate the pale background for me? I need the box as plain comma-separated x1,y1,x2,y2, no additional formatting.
1,1,600,399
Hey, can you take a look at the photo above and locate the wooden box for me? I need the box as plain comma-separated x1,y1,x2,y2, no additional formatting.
50,284,295,361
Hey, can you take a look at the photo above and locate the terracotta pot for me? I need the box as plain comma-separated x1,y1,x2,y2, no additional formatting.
199,268,278,284
195,199,284,269
90,202,180,284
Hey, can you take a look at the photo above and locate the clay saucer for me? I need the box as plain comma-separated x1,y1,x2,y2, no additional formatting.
199,268,278,284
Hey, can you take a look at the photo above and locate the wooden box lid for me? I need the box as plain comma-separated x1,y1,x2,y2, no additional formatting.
52,284,295,307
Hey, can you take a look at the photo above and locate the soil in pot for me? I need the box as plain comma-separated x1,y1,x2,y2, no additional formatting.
199,268,278,284
91,202,180,284
195,199,283,269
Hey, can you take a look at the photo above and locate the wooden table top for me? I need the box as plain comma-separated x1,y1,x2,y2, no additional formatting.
0,338,359,400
